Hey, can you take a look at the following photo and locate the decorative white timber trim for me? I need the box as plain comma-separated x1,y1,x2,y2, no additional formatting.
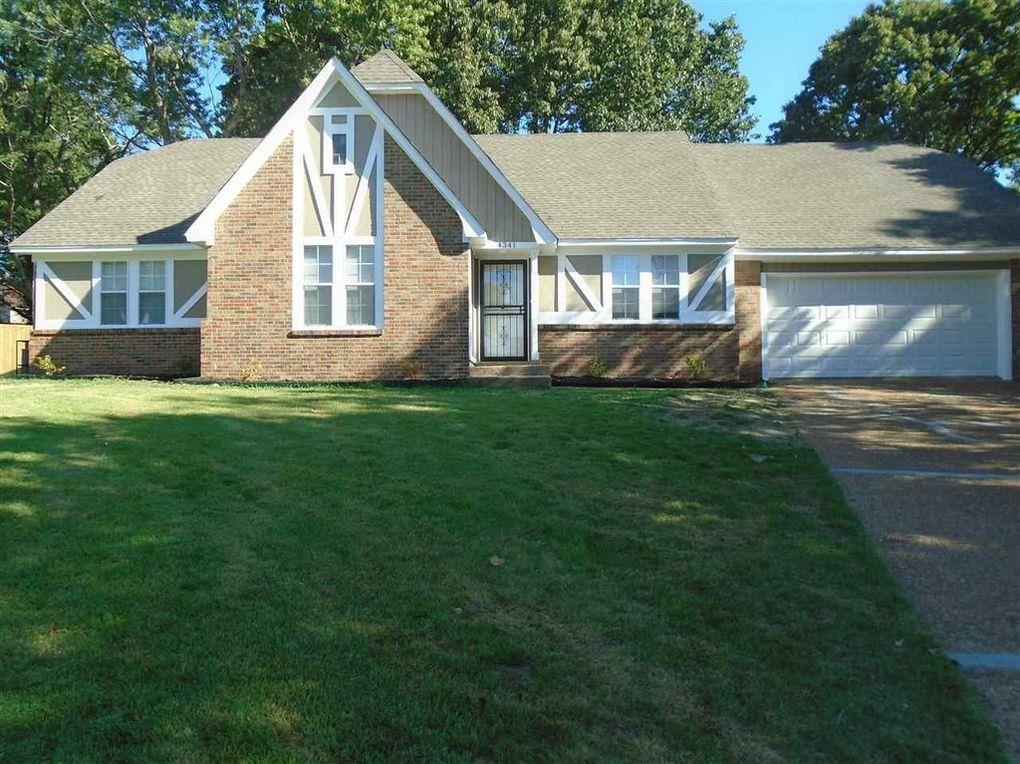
365,80,556,245
173,283,207,321
185,58,485,246
562,256,601,311
38,262,93,322
687,252,730,312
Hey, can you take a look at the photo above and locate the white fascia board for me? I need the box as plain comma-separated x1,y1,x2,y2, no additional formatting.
558,237,739,248
364,80,557,245
12,243,204,255
185,59,487,246
735,246,1020,261
185,59,338,246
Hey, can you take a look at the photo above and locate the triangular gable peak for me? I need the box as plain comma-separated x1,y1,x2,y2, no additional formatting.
185,58,485,246
353,50,555,246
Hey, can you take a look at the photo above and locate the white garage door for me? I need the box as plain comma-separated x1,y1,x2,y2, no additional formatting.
763,271,1005,379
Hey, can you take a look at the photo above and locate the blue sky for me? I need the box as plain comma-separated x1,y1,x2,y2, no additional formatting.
692,0,873,140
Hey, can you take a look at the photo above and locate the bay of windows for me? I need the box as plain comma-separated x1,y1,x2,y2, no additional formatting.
606,252,732,322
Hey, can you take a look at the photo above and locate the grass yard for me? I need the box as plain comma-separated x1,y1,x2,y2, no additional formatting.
0,379,1005,760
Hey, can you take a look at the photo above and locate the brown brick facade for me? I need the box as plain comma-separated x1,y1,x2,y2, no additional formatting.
200,135,470,381
734,260,762,383
538,324,741,381
28,329,200,377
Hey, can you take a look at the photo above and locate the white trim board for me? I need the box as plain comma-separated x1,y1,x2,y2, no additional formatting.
185,58,486,246
12,243,204,256
737,246,1019,262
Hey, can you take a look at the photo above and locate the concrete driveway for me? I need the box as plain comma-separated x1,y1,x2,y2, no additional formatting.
774,380,1019,758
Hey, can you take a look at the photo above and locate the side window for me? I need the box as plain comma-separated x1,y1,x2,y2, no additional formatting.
651,255,681,320
323,115,353,174
303,245,333,326
610,255,639,320
138,260,166,325
99,261,128,325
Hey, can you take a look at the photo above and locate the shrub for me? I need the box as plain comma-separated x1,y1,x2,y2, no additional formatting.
401,360,425,380
239,358,263,382
33,355,67,376
683,353,710,379
584,355,607,378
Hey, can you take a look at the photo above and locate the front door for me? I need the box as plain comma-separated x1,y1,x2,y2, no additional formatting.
480,261,528,361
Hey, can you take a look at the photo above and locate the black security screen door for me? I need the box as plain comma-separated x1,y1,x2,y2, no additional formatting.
480,261,527,361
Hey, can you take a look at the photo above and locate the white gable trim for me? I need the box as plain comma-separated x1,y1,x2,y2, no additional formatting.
185,59,485,246
365,81,557,245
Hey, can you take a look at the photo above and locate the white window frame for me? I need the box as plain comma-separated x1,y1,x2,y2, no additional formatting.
302,244,334,327
33,252,207,330
137,260,168,326
99,261,129,326
344,243,377,327
321,113,354,175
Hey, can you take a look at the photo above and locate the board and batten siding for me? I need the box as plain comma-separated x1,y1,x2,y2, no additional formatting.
373,93,533,243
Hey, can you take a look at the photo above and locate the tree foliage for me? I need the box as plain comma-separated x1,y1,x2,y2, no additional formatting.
770,0,1020,185
218,0,757,139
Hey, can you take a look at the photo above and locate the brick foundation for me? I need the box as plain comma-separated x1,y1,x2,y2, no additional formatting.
200,135,470,381
28,329,200,377
538,324,741,381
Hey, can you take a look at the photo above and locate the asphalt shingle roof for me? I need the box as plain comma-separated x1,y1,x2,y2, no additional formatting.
14,138,260,248
476,133,1020,249
15,115,1020,251
351,49,424,84
473,132,736,241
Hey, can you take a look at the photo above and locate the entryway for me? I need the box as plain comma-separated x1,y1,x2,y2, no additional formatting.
479,261,528,361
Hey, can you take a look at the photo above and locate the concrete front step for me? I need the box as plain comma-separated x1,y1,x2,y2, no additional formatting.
469,363,551,387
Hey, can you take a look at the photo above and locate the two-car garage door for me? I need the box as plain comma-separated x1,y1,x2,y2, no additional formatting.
762,270,1008,379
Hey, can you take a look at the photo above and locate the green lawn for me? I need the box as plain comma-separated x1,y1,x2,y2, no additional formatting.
0,379,1005,761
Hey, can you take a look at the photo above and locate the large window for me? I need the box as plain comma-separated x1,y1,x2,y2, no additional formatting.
651,255,681,320
345,245,375,325
301,244,379,328
138,260,166,325
100,261,128,325
611,255,640,320
303,245,333,326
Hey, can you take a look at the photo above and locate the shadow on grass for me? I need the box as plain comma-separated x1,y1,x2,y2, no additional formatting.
0,385,1005,760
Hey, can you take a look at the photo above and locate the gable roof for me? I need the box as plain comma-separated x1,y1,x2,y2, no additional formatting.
13,139,259,249
474,132,737,242
476,133,1020,250
695,142,1020,251
351,49,424,84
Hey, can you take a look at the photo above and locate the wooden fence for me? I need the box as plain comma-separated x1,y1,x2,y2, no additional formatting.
0,324,31,375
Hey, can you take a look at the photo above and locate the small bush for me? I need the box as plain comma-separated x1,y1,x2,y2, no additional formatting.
239,358,263,382
683,354,710,379
401,360,425,380
584,355,607,378
33,355,67,376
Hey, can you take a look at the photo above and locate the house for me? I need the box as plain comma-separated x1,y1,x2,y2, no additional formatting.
12,50,1020,382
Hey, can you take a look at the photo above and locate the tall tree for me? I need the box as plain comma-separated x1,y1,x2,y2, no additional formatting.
219,0,756,140
770,0,1020,184
1,0,221,319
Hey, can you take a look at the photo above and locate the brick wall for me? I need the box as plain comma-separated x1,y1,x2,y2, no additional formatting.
734,260,762,382
538,324,740,381
28,329,200,377
201,134,470,381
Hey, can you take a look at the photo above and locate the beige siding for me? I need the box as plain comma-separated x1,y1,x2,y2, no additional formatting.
319,81,360,108
564,255,602,311
43,261,92,321
374,93,533,242
689,254,726,310
173,260,207,318
538,256,556,311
